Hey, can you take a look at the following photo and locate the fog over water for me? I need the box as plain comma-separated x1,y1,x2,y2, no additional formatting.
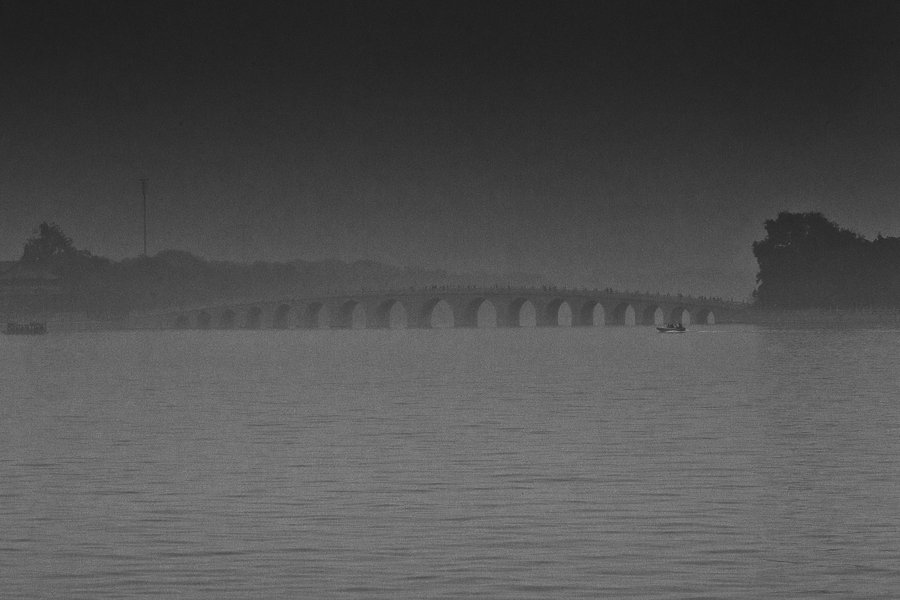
2,326,899,598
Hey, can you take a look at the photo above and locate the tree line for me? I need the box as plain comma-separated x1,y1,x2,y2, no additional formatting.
753,212,900,308
6,223,544,317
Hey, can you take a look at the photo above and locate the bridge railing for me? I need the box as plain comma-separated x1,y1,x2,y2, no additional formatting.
285,286,745,307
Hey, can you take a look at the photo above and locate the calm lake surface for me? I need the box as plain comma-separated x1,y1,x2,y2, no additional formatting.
2,325,899,598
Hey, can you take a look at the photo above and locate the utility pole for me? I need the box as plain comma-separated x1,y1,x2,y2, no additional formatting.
139,178,148,256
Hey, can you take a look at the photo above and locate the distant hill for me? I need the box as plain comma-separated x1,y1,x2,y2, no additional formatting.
2,223,547,317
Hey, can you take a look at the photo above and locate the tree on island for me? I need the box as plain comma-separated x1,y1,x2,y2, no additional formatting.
21,222,83,265
753,212,900,309
18,222,124,316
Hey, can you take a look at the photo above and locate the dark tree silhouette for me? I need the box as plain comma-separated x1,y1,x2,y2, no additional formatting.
753,212,900,308
17,222,122,316
20,222,80,264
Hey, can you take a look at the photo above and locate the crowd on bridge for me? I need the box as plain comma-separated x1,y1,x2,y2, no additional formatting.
333,284,736,304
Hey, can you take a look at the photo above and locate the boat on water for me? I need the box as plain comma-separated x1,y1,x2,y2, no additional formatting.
4,321,47,335
656,323,686,333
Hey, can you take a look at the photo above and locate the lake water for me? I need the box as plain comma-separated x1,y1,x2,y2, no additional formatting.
2,325,899,598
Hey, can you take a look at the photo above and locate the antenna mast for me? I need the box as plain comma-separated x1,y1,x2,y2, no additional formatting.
139,178,148,256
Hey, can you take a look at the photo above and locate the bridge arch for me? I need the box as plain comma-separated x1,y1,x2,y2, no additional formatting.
505,297,536,327
245,307,263,329
475,299,497,327
369,299,408,329
455,297,494,328
419,298,453,328
542,298,570,327
641,305,664,326
576,300,605,326
693,307,715,325
334,300,365,329
220,309,236,329
305,302,328,328
197,311,211,329
609,301,636,326
666,306,690,325
273,304,293,329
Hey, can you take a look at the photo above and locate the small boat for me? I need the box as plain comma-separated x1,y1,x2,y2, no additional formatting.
656,323,686,333
4,321,47,335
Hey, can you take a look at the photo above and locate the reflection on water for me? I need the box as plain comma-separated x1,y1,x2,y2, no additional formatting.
1,326,899,599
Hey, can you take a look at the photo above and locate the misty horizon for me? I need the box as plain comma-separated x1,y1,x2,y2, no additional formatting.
4,1,900,301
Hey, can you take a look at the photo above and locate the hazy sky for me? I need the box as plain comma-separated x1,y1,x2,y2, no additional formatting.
3,1,899,299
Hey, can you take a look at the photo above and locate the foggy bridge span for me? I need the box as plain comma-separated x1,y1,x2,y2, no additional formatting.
136,287,746,330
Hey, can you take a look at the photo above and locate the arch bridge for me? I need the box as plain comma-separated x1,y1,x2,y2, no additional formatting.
134,287,747,330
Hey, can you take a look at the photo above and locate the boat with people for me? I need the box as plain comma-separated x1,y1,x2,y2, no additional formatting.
656,323,686,333
4,321,47,335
